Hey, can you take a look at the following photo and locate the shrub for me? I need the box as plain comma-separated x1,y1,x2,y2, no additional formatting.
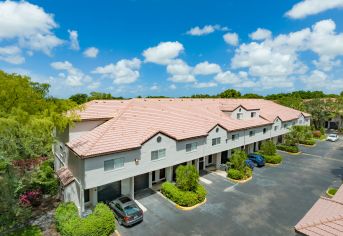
229,150,247,171
263,154,283,164
260,140,276,155
55,202,115,236
320,127,325,135
31,159,58,195
300,139,316,145
176,165,199,192
328,188,338,196
8,225,42,236
312,130,321,138
161,182,206,207
19,189,42,207
276,144,299,153
227,169,244,180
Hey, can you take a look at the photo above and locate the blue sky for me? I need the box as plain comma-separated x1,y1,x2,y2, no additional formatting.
1,0,343,98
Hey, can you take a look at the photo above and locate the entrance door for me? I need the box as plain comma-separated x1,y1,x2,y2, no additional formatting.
160,168,165,179
221,151,228,164
199,157,204,170
134,173,149,192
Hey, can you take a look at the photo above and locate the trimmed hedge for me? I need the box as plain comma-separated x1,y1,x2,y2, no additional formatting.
277,144,299,153
227,167,252,180
55,202,115,236
300,139,316,146
161,182,206,207
263,154,282,164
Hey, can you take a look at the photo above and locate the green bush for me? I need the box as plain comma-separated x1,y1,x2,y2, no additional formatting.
176,165,199,192
299,139,316,145
227,169,244,180
276,144,299,153
227,166,252,180
328,188,338,196
8,225,42,236
55,202,115,236
229,150,248,171
263,154,283,164
260,140,276,155
320,127,325,135
161,182,206,207
31,159,58,195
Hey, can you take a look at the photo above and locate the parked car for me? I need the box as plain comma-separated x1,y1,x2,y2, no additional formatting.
245,159,255,170
248,154,265,167
108,196,143,226
327,134,339,142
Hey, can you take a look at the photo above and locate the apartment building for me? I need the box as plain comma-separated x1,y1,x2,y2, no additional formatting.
53,98,311,214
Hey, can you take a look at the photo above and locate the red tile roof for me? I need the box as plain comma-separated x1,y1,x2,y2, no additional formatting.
56,167,75,186
67,98,309,158
295,185,343,236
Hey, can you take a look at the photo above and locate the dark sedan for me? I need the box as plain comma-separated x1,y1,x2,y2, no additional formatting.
248,153,265,167
108,196,143,226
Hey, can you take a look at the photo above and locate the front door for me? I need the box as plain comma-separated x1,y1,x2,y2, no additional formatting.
199,157,204,170
221,151,228,164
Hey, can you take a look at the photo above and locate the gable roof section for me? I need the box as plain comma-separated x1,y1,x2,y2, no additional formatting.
67,98,308,158
295,184,343,236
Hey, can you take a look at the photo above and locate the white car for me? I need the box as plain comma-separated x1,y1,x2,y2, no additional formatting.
327,134,339,142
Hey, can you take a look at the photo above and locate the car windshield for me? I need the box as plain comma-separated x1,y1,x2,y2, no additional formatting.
124,204,140,215
329,134,337,137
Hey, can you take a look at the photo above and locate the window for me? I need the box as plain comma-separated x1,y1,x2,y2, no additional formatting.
274,126,278,131
237,113,243,120
232,134,239,141
157,136,162,143
251,112,256,118
186,142,197,152
216,127,219,133
104,157,124,171
212,137,221,146
283,123,289,129
249,130,255,137
263,128,267,134
151,148,166,161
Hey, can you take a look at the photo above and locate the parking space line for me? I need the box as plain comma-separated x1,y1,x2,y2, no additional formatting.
134,200,147,212
224,183,238,192
200,177,213,185
302,152,322,158
325,157,343,163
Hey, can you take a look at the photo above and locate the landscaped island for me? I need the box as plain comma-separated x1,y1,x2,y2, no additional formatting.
161,165,207,208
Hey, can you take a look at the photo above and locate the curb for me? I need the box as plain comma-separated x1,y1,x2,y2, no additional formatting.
175,198,207,211
228,176,252,184
266,162,282,167
299,144,316,147
278,150,302,155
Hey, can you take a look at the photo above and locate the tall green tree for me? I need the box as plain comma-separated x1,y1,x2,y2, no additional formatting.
218,89,241,98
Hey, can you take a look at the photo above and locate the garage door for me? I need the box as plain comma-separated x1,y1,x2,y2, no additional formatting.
97,181,121,203
134,173,149,192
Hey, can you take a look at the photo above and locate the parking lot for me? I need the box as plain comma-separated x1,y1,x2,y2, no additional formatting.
118,139,343,236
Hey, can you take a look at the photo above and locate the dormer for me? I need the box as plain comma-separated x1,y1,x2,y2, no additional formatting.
221,105,260,120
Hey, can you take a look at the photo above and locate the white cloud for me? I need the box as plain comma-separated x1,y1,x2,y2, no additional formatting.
286,0,343,19
0,45,25,64
169,84,177,90
186,25,228,36
0,1,63,55
143,41,184,65
214,71,240,84
193,61,221,75
193,82,217,88
51,61,92,87
68,30,79,50
166,59,196,83
249,28,272,40
223,33,239,46
83,47,99,58
93,58,141,84
150,84,159,91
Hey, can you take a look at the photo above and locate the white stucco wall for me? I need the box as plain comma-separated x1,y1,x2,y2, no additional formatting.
230,106,260,120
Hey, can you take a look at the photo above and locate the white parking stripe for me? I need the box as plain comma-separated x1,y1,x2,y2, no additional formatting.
134,200,147,212
224,183,238,192
200,177,212,185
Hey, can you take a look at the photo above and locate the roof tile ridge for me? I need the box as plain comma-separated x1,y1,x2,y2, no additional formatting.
81,99,135,156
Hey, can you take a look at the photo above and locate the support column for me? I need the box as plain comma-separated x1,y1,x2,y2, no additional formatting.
121,177,134,199
195,159,199,171
187,161,192,165
130,177,134,199
148,172,153,188
90,187,98,207
215,153,221,169
166,166,173,182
